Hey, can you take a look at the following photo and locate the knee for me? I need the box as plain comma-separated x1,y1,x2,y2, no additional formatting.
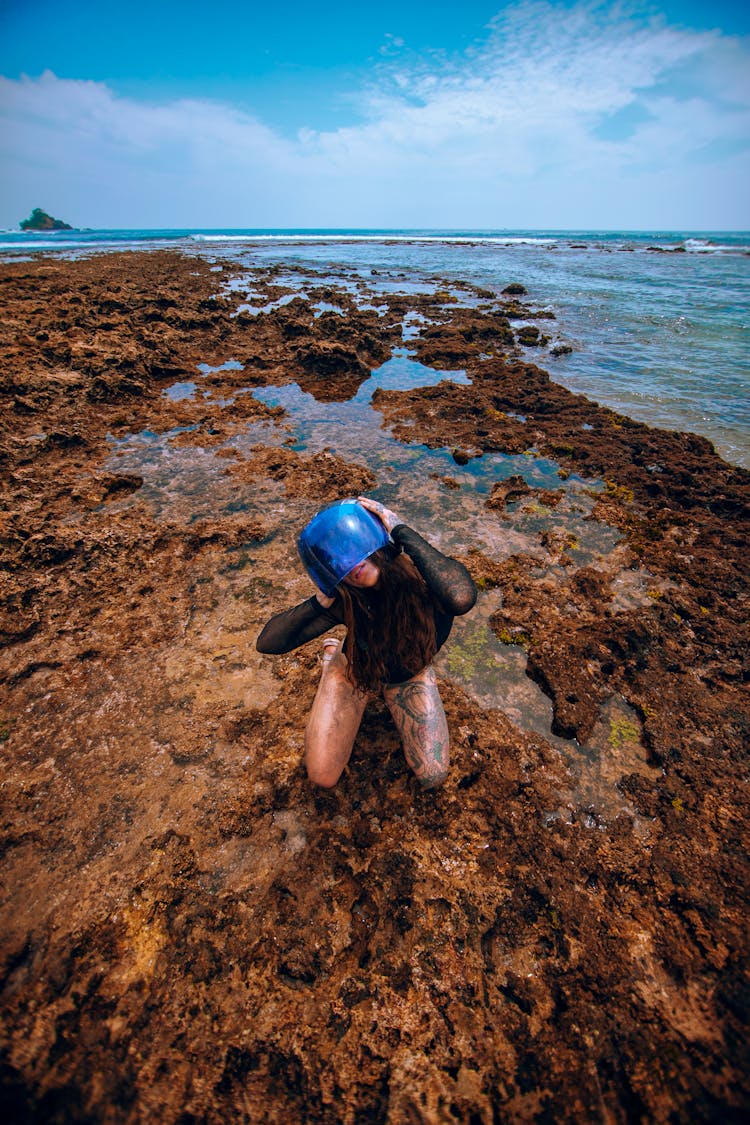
418,764,450,790
303,731,344,789
305,759,343,789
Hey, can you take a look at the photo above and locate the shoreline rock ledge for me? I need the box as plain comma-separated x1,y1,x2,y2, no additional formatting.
19,207,73,231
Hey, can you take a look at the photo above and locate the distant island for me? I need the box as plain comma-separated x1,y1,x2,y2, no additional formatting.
20,208,73,231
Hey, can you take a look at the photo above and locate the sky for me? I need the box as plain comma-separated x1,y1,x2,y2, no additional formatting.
1,0,748,230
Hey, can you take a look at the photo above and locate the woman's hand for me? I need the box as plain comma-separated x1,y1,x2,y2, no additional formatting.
314,588,335,609
357,496,401,535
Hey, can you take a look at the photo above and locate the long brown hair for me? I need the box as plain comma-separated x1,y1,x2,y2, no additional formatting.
336,547,437,693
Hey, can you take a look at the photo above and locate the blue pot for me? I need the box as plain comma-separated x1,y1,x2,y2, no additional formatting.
297,499,391,595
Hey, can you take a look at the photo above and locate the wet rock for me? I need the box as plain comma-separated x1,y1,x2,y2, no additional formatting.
0,587,40,645
525,642,601,741
415,314,515,367
227,447,376,499
294,342,371,400
0,249,748,1125
516,325,544,346
486,474,532,511
79,472,144,507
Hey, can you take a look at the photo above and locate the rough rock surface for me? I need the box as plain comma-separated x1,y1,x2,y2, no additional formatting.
0,251,748,1123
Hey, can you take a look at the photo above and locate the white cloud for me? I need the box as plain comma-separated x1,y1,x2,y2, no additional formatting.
1,2,748,228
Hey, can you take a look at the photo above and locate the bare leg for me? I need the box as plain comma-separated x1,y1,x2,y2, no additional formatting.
304,640,369,788
383,666,450,789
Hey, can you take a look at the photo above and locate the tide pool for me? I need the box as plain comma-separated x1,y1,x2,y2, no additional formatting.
2,227,748,467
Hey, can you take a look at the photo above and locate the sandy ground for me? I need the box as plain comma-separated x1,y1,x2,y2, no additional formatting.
1,250,748,1122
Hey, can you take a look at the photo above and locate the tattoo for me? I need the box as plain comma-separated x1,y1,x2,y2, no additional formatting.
385,672,450,788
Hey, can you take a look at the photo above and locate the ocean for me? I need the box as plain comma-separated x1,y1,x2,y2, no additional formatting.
2,227,748,469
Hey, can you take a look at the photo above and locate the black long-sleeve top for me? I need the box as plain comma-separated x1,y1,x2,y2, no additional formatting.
256,524,477,684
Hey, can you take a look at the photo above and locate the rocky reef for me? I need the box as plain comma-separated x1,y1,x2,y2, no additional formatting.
0,250,748,1122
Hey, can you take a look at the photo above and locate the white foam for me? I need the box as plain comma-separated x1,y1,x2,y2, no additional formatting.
683,238,714,251
189,232,557,246
681,237,743,254
0,238,86,249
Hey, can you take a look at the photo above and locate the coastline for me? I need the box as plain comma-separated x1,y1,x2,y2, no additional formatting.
1,249,748,1121
3,226,748,472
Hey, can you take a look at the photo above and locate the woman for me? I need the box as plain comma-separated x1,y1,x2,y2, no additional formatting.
256,496,476,789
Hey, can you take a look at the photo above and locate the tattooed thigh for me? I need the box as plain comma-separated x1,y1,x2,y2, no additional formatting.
384,667,450,788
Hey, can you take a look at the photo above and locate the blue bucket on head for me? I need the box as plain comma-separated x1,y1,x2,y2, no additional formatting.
297,499,391,596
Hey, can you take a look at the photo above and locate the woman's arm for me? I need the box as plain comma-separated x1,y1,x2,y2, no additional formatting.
391,525,477,615
256,595,343,654
357,497,477,616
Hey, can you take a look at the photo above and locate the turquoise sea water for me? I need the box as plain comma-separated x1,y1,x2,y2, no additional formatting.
2,227,748,468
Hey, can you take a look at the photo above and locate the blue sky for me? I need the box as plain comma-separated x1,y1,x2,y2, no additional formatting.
1,0,748,229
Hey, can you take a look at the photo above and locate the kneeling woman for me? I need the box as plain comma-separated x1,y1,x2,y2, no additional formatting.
256,496,476,789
